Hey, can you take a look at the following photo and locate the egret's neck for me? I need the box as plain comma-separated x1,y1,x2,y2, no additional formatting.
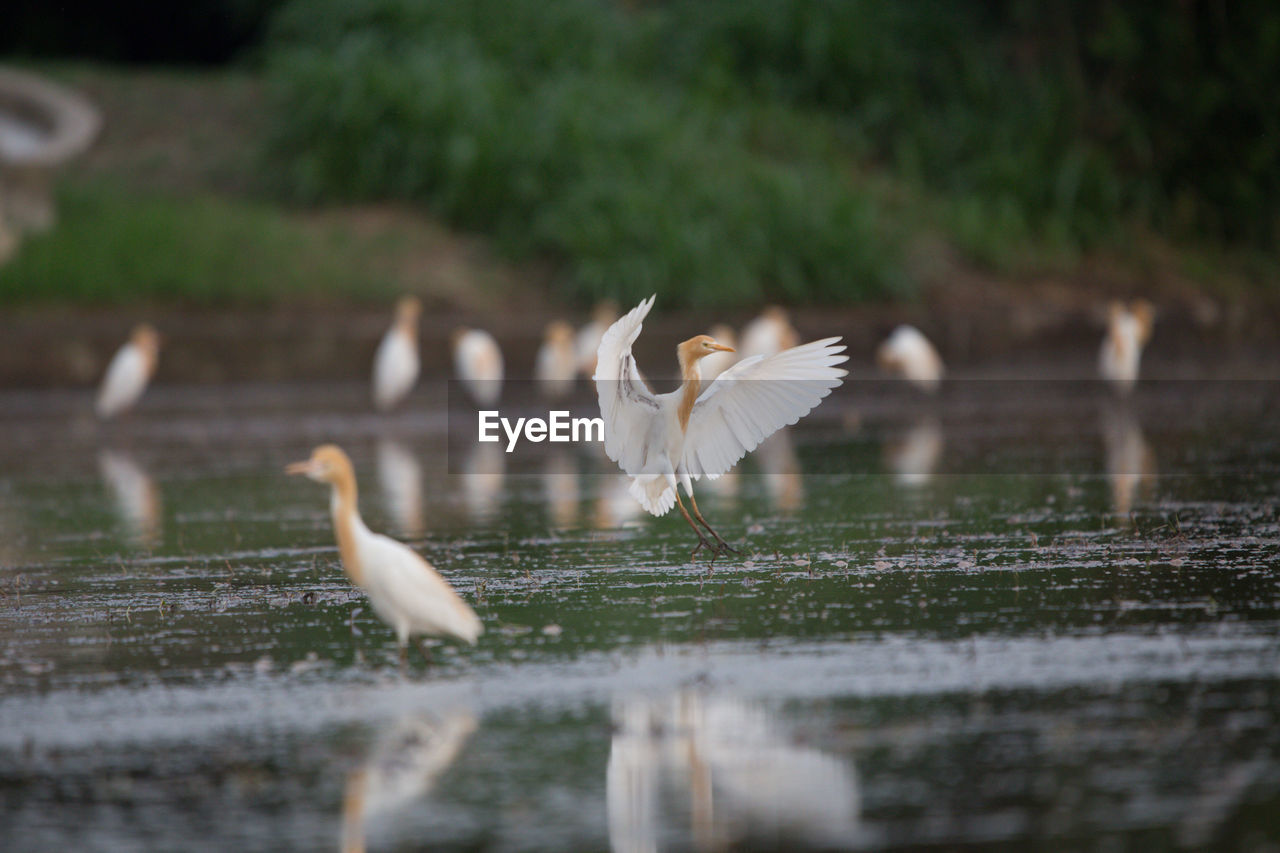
677,356,703,433
328,474,365,586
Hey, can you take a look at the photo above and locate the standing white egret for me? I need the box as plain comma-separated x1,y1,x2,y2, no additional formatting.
372,296,421,411
1099,300,1154,394
594,296,847,556
287,444,483,664
453,327,504,407
575,301,618,378
96,323,160,419
738,306,799,361
876,325,944,393
535,320,578,400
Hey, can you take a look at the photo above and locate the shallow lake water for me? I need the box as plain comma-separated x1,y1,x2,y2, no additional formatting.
2,372,1279,851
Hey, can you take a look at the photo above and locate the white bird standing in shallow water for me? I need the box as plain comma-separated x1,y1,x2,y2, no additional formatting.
576,301,618,378
535,320,578,400
453,327,504,407
1099,300,1154,395
738,306,799,361
372,296,421,411
287,444,482,664
96,323,160,419
595,296,847,557
876,325,944,393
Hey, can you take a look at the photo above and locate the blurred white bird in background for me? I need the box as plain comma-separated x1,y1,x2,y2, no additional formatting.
372,296,421,411
287,444,483,664
738,306,799,361
96,323,160,419
595,296,846,556
535,320,579,400
453,327,504,407
576,300,618,378
700,323,739,382
1099,300,1154,395
876,325,944,393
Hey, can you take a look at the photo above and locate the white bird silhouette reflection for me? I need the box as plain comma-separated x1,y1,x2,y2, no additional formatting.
376,439,424,539
341,711,477,853
607,692,860,852
97,448,161,547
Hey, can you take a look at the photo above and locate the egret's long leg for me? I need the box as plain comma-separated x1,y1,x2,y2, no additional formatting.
689,494,739,554
415,638,435,666
675,490,714,557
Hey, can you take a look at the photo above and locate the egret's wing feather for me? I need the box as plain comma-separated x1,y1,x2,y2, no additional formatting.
593,295,663,475
682,338,847,478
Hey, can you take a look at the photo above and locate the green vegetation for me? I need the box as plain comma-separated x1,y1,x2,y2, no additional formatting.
263,0,1279,305
263,0,905,306
0,183,398,304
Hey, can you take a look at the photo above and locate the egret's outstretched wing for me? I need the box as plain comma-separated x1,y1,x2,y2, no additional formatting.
594,295,662,474
682,338,847,478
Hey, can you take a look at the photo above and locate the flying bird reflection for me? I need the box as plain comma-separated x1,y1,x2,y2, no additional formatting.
607,692,860,853
342,711,477,853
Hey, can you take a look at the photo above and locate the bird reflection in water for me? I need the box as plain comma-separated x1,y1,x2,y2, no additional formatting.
341,711,477,853
756,429,802,513
594,473,644,530
884,416,945,487
607,692,860,852
461,441,506,521
543,450,580,529
376,439,424,539
1100,402,1157,523
97,448,161,548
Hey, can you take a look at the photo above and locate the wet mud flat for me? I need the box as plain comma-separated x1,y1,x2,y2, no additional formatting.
1,369,1279,850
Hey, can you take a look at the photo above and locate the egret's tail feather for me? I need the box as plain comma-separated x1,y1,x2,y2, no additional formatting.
629,475,675,517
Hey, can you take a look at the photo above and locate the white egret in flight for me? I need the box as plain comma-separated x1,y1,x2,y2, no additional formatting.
594,296,847,556
287,444,483,664
372,296,421,411
1099,300,1154,395
96,323,160,419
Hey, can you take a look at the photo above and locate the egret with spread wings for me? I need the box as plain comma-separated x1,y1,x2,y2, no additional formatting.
594,296,847,556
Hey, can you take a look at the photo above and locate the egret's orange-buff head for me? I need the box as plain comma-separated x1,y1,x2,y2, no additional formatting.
286,444,356,486
395,296,422,324
544,320,574,344
677,334,735,374
130,323,161,356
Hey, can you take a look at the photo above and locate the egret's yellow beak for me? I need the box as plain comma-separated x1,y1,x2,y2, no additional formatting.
709,342,735,353
285,459,314,476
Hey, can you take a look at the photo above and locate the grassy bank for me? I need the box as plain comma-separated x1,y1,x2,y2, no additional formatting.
262,0,1279,306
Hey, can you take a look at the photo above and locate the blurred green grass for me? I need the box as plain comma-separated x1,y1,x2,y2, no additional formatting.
0,183,397,304
262,0,1279,305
